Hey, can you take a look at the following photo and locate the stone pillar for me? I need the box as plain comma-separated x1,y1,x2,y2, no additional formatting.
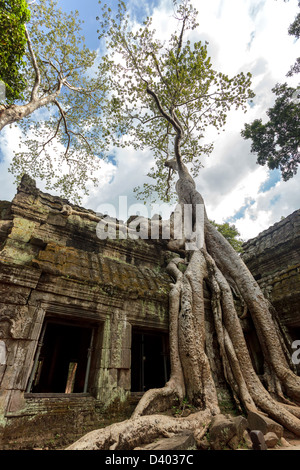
0,305,45,419
0,340,6,384
96,309,132,406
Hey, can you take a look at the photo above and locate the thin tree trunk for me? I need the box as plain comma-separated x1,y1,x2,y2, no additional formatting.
0,94,59,130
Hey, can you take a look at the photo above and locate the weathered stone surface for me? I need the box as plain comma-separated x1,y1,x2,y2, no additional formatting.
264,431,279,448
243,430,253,448
242,210,300,329
233,415,248,439
137,430,196,450
227,435,240,450
117,369,131,390
208,414,249,450
208,414,237,450
247,411,283,438
0,175,173,449
1,394,103,450
250,430,268,450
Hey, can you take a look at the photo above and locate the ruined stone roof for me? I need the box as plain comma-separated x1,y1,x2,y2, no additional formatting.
242,209,300,277
0,175,171,307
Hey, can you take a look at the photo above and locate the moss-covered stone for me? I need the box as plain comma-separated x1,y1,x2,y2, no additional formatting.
242,210,300,328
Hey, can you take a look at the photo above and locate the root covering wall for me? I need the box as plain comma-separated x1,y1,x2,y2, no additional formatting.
0,175,299,449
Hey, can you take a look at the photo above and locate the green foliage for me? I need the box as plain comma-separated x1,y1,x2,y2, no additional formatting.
287,0,300,76
288,1,300,38
241,83,300,181
0,0,31,103
242,1,300,179
171,396,195,416
210,220,244,253
97,0,254,203
6,0,108,202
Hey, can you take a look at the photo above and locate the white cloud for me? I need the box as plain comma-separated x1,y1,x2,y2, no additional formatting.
0,120,117,204
237,170,300,239
0,126,20,202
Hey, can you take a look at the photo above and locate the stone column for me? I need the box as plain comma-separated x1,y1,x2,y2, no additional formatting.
96,309,132,407
0,305,45,419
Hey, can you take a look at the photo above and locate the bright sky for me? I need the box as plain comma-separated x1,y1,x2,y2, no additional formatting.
0,0,299,241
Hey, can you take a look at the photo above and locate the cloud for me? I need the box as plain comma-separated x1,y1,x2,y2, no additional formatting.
0,121,117,205
259,169,281,193
0,126,23,202
81,145,156,220
248,1,266,20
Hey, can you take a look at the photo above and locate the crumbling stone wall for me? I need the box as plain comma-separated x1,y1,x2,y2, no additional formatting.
242,210,300,333
0,175,172,449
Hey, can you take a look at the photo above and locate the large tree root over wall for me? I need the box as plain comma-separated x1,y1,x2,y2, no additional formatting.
67,207,300,451
66,411,212,450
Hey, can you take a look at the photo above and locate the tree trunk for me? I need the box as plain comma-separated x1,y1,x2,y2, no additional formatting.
0,94,58,130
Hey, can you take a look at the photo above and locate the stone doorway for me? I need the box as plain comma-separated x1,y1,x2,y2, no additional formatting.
131,329,170,392
27,320,95,394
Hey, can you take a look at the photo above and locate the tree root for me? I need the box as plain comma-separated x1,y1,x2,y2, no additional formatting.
66,410,212,450
131,381,184,419
132,224,300,437
204,220,300,435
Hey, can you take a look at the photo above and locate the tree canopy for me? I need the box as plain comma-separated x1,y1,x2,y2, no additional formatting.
242,0,300,180
0,0,31,103
287,0,300,76
98,0,254,203
241,83,300,181
210,220,244,253
0,0,108,202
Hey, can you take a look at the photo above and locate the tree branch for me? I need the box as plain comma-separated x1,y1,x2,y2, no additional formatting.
35,115,63,156
53,99,72,156
54,99,93,154
176,15,186,60
146,86,182,135
150,52,170,91
24,25,41,102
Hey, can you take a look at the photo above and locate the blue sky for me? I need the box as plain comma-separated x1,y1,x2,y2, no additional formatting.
56,0,101,49
56,0,162,48
259,169,282,193
0,0,299,240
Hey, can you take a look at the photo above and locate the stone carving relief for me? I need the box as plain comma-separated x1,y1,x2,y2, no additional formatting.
0,305,31,339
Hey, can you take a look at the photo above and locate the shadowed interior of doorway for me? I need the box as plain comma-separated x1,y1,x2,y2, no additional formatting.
27,321,94,394
131,329,170,393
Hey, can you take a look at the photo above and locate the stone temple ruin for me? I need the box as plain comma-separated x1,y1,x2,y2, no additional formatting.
0,175,299,449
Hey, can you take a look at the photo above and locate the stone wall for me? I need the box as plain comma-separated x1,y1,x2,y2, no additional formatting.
0,175,173,449
242,209,300,333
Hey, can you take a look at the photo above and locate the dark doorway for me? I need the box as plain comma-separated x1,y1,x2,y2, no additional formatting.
131,329,170,392
29,321,94,393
